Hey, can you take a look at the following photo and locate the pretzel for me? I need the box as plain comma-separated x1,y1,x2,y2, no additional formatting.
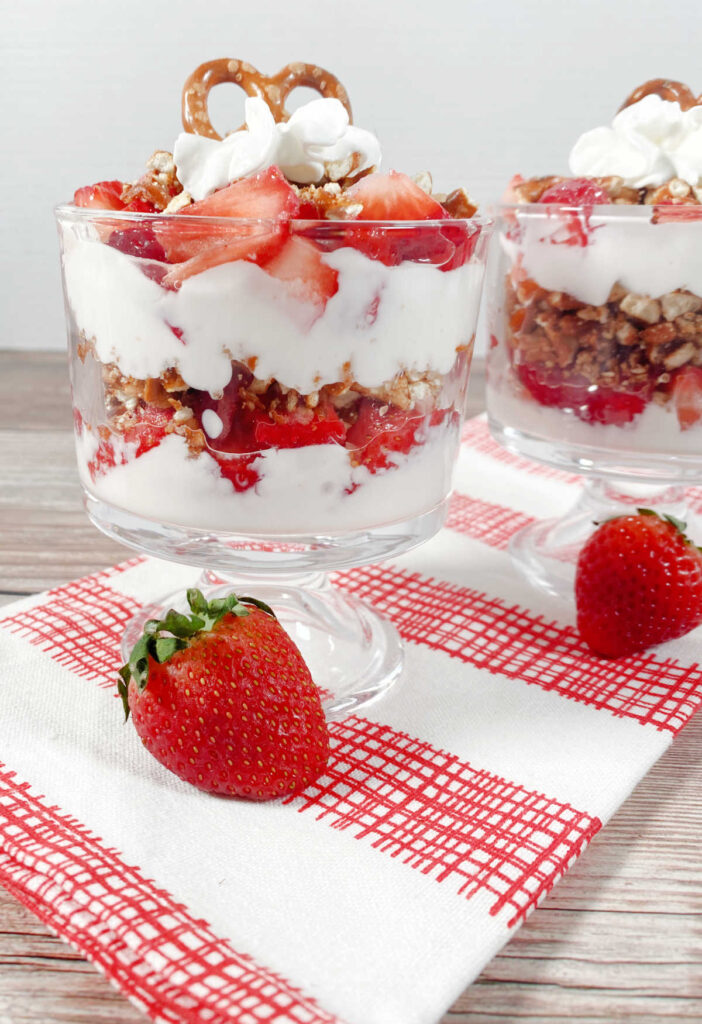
182,59,353,139
619,78,700,112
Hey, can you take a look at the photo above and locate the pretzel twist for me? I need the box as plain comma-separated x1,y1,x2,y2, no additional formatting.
182,58,353,139
619,78,700,112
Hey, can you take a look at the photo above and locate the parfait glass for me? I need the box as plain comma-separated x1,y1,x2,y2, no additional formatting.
56,206,492,717
486,202,702,599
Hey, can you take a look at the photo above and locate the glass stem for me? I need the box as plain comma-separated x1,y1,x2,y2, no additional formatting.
575,478,689,522
198,569,330,592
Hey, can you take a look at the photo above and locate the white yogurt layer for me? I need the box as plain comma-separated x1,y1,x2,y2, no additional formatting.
507,210,702,306
488,376,702,455
77,425,458,534
62,238,481,395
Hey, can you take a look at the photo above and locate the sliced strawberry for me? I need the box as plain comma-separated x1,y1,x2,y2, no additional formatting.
343,172,461,268
517,362,649,426
345,172,449,221
163,225,287,287
189,368,262,454
183,166,299,220
298,198,323,218
156,167,299,264
123,405,174,456
503,174,525,203
73,180,126,210
346,398,429,472
438,221,481,272
254,404,346,449
540,179,611,206
263,236,338,307
123,197,159,214
540,178,610,247
108,225,166,261
343,223,453,268
87,438,118,480
672,365,702,430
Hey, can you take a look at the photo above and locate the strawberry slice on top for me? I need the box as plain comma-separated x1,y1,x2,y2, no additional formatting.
73,180,126,210
156,166,299,264
345,171,448,220
343,171,467,268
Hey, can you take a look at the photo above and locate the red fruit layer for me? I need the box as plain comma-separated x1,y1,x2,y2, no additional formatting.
517,362,650,426
93,368,450,492
87,406,173,481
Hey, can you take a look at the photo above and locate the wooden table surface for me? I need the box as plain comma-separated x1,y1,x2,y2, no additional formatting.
0,350,701,1024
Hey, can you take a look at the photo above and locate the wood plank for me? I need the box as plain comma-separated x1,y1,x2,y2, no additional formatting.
0,351,701,1024
0,351,73,432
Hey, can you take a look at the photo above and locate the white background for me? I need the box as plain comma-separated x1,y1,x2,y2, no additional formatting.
2,0,700,352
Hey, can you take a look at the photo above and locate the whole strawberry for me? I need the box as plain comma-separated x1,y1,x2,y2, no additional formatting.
575,510,702,658
119,589,330,799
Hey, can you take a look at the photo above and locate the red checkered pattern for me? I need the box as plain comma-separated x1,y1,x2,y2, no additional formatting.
1,577,140,689
0,766,340,1024
461,418,580,484
445,493,535,550
333,566,702,733
294,718,600,927
684,487,702,516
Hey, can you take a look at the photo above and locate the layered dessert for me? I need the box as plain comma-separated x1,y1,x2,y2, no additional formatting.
58,59,487,535
487,78,702,466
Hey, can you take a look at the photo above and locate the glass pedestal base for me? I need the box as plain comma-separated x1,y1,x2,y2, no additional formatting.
121,571,404,721
509,478,693,601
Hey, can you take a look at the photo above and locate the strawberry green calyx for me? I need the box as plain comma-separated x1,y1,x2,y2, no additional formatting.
635,507,702,551
117,588,276,719
596,508,696,546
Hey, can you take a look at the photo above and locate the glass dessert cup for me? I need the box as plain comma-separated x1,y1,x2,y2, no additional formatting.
486,203,702,599
56,206,492,717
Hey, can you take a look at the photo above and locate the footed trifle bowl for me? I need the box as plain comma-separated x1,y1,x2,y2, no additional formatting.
485,77,702,599
486,200,702,598
56,191,491,718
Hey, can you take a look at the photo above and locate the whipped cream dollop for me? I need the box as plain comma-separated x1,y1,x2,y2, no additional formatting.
174,96,381,200
569,94,702,188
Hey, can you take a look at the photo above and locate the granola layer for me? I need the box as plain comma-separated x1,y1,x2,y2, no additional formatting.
505,271,702,422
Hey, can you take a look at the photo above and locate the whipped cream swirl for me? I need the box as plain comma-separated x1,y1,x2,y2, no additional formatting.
569,94,702,188
174,97,381,200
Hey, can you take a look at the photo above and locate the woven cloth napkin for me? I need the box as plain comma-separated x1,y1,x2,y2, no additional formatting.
1,415,701,1024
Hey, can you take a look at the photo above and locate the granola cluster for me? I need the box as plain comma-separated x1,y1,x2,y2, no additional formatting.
506,273,702,405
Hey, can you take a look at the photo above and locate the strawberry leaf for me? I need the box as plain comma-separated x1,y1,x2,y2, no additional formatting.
118,588,277,715
154,636,188,662
663,513,688,534
161,608,205,637
186,588,209,617
237,596,277,619
637,508,689,538
117,669,131,721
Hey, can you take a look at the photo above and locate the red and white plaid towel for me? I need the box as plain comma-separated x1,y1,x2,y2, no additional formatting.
1,416,701,1024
